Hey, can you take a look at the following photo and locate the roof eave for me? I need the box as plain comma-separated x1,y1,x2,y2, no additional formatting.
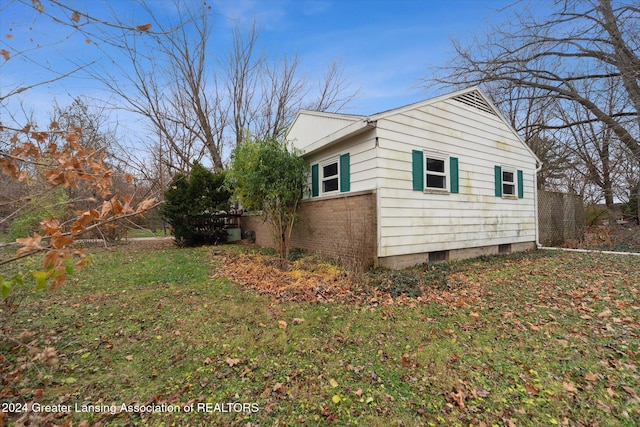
299,119,377,157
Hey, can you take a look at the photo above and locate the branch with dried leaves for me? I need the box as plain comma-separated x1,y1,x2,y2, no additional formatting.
1,125,158,296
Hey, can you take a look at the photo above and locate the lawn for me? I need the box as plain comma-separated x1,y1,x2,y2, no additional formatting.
1,242,639,426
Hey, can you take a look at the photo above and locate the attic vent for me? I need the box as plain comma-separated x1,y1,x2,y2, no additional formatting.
453,91,497,116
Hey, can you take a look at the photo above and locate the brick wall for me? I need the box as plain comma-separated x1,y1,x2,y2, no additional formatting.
241,191,377,270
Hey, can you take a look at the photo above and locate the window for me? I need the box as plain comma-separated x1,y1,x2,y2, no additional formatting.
494,166,524,199
426,156,447,190
311,153,350,197
502,169,515,196
412,150,459,193
322,159,339,193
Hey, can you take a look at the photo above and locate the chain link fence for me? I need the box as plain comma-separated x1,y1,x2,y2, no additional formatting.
538,190,584,247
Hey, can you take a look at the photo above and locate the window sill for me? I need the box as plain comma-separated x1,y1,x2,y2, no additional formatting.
502,195,518,200
423,188,450,195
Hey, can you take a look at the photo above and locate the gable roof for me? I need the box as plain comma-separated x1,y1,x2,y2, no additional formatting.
369,86,500,120
287,87,540,163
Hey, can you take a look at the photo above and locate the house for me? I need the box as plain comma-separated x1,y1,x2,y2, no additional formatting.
242,87,541,269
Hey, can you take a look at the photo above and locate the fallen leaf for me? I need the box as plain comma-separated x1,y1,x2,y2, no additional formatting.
329,378,339,388
451,390,465,408
525,383,539,396
401,354,413,367
622,385,638,398
562,381,577,393
331,395,341,403
278,320,287,329
469,311,479,320
526,322,540,331
226,357,240,367
584,372,598,381
475,387,490,397
293,317,305,325
125,355,134,361
597,309,612,318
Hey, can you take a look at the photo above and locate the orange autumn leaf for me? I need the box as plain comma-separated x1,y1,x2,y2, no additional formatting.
43,250,59,269
135,197,157,214
16,233,44,256
136,23,152,32
40,218,61,235
111,198,123,216
50,233,73,249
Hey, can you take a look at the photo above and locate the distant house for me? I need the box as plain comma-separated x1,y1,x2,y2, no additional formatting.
242,87,541,269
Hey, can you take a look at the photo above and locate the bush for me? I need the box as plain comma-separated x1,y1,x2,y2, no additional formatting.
162,163,231,247
368,264,451,298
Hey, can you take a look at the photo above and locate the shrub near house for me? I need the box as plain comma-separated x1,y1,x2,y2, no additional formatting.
162,163,231,246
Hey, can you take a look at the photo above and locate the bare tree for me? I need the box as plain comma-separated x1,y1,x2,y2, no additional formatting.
310,60,360,113
256,53,307,139
79,3,359,174
428,0,640,213
91,2,226,172
226,22,262,147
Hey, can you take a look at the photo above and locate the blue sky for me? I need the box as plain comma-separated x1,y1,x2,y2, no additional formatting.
1,0,522,141
209,0,518,113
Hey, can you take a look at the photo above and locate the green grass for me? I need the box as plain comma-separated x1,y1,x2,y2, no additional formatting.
1,245,639,426
125,228,166,238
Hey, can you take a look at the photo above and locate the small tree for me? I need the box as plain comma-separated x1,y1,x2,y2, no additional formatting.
227,137,308,260
162,163,231,246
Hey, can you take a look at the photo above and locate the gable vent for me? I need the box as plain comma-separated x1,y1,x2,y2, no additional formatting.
452,91,497,116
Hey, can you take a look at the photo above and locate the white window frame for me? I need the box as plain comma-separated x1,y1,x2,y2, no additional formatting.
424,151,449,192
320,157,340,195
502,167,516,197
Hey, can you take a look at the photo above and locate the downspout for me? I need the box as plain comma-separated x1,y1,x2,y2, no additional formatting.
368,119,381,267
535,160,543,249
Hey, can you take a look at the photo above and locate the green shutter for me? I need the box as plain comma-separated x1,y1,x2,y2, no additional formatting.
311,164,319,197
339,153,350,192
517,169,524,199
494,165,502,197
450,157,459,194
412,150,424,191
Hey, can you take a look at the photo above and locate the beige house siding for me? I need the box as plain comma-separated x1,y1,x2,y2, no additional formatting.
301,129,378,198
247,87,540,270
375,96,537,259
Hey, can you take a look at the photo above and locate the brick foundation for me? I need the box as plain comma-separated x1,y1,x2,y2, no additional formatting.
241,191,377,270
